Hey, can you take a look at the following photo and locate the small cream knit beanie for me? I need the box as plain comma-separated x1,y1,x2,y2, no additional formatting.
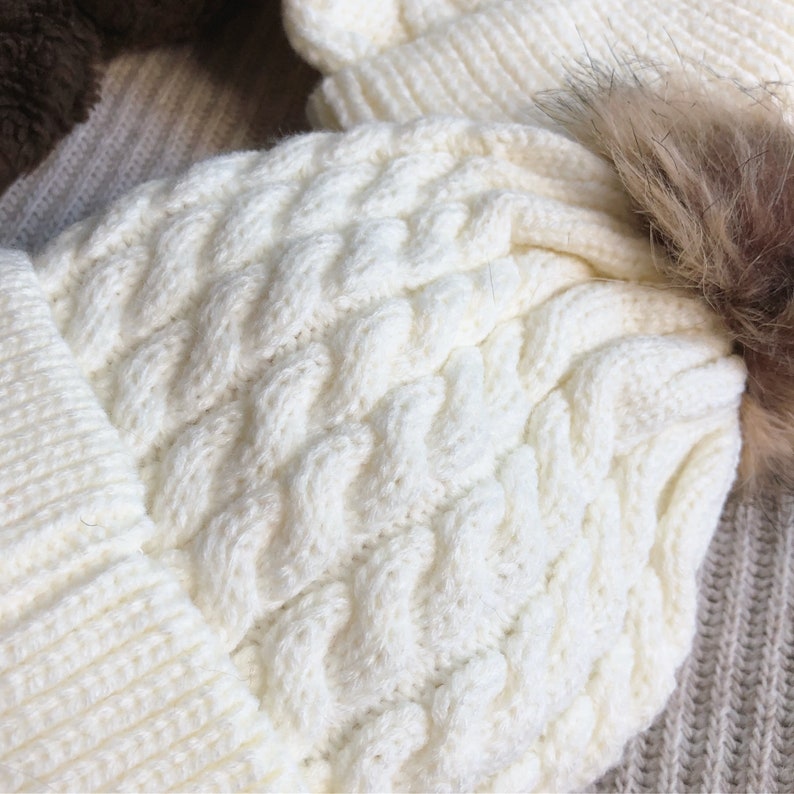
1,115,744,791
282,0,794,128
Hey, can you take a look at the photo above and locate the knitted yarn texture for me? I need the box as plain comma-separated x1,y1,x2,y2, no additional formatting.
282,0,794,128
0,252,303,792
4,115,745,791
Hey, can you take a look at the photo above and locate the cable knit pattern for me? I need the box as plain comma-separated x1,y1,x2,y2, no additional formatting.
281,0,794,128
31,117,745,791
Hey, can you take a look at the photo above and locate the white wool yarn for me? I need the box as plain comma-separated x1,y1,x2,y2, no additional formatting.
281,0,794,128
19,116,744,791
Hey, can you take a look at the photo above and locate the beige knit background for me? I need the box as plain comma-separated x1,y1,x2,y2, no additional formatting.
2,1,793,790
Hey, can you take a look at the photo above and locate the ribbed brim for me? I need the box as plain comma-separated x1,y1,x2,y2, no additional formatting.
0,251,304,793
285,0,794,128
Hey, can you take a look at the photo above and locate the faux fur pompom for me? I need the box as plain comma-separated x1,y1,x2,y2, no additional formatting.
539,66,794,490
0,0,101,193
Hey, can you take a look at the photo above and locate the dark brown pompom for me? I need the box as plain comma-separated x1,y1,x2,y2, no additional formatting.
539,66,794,490
0,0,245,195
0,0,101,192
75,0,237,52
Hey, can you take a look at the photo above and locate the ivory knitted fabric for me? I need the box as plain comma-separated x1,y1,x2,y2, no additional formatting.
2,113,745,791
282,0,794,128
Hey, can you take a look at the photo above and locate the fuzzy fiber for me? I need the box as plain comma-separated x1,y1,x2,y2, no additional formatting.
0,0,237,193
539,68,794,489
0,0,100,193
75,0,233,51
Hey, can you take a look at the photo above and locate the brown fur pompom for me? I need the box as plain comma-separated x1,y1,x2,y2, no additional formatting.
75,0,236,52
539,66,794,490
0,0,101,192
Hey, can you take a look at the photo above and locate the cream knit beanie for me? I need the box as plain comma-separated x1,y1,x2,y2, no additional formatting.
1,115,744,791
282,0,794,128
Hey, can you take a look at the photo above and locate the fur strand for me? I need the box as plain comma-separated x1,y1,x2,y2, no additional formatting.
540,66,794,490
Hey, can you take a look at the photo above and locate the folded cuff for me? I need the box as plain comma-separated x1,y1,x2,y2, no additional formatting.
0,251,304,792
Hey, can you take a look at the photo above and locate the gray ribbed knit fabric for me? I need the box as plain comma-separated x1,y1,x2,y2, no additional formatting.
1,2,792,790
596,489,794,792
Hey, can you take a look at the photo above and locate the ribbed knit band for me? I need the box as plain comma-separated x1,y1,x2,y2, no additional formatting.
281,0,794,128
0,251,304,792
